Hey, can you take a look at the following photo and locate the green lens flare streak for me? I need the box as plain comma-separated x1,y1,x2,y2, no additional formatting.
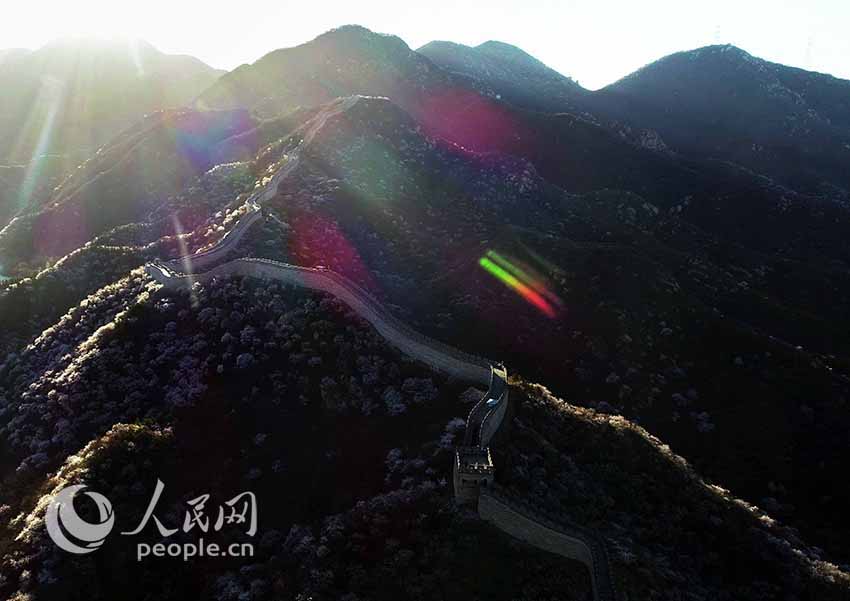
485,250,561,306
479,256,556,318
485,251,537,288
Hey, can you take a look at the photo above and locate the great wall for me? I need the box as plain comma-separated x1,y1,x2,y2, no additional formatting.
143,109,620,599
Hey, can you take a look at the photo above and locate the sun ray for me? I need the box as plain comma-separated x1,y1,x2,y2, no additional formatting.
15,76,66,216
171,214,199,307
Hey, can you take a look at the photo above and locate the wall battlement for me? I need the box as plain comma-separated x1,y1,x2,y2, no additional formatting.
146,257,493,384
480,485,618,601
145,198,618,601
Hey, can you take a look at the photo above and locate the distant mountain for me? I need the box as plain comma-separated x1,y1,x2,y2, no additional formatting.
199,25,453,116
3,91,850,585
596,44,850,195
421,39,850,196
197,25,528,153
202,27,592,149
0,107,259,271
418,39,587,112
3,25,850,596
10,30,850,278
0,37,223,165
0,37,224,237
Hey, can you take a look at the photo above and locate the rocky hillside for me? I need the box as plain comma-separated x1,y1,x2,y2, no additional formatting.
219,96,850,564
2,24,850,599
420,37,850,199
1,268,846,600
0,38,223,236
0,273,594,601
197,25,530,155
199,25,462,118
0,38,223,165
418,39,586,113
5,90,849,568
500,382,850,600
199,29,850,270
2,82,850,560
0,108,258,271
596,44,850,195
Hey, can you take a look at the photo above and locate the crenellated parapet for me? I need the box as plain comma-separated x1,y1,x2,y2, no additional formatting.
145,203,617,601
453,446,495,504
451,356,618,600
453,363,510,505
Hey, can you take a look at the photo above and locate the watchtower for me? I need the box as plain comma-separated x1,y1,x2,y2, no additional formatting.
453,446,495,504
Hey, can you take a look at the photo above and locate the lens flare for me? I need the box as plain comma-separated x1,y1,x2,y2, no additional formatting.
414,87,528,154
288,209,379,293
128,38,145,77
170,110,254,169
478,251,561,318
16,76,64,215
485,251,563,307
171,214,199,307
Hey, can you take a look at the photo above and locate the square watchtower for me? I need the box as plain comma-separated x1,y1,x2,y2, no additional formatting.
453,446,495,504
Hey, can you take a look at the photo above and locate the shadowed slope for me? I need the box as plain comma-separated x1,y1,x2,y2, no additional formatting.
597,44,850,194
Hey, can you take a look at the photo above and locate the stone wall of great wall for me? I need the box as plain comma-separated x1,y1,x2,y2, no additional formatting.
479,380,510,447
147,258,493,384
145,167,619,601
479,485,618,601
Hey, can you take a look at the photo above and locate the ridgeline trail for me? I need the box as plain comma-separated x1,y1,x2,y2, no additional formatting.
144,103,619,599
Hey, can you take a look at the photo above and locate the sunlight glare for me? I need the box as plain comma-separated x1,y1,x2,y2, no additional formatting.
16,77,64,215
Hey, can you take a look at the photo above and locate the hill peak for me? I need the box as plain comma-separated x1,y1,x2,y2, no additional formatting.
419,38,578,83
475,40,540,61
309,24,410,51
650,43,759,69
417,37,583,111
40,35,160,56
317,24,382,38
680,43,758,63
245,24,415,74
605,43,765,90
693,43,751,54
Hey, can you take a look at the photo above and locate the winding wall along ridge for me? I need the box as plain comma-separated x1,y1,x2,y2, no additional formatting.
480,484,618,601
143,103,616,598
163,97,375,273
463,364,509,447
147,258,493,384
147,253,617,599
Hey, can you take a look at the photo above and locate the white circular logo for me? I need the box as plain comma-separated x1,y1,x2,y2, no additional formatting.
45,485,115,554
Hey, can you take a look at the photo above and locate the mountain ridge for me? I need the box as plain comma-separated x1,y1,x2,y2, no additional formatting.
596,43,850,194
2,23,850,599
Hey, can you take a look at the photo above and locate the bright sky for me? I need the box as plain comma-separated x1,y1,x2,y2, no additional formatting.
2,0,849,89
